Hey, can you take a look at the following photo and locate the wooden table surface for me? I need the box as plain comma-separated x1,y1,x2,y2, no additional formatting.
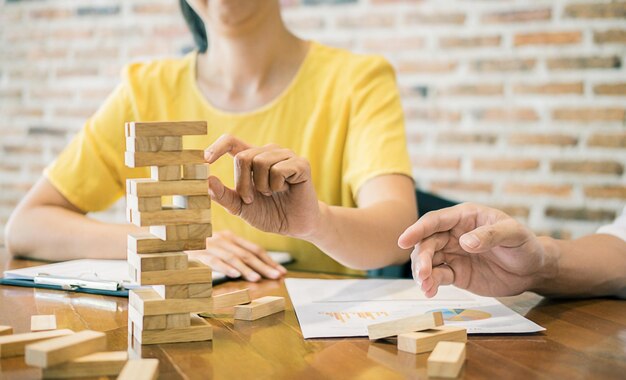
1,248,625,380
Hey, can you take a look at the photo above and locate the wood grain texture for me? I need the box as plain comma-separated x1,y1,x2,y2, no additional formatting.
30,315,57,332
234,296,285,321
150,165,181,181
24,330,106,368
427,341,466,378
126,136,182,152
117,358,159,380
172,195,212,209
398,326,467,354
367,312,444,340
41,351,128,379
130,262,212,286
127,178,208,197
0,329,74,358
125,121,207,137
129,208,212,227
153,284,190,299
166,313,191,329
126,195,161,212
132,315,212,345
125,151,205,168
127,251,188,273
129,288,213,315
128,233,206,254
188,282,212,298
128,307,166,330
182,164,209,180
149,223,212,241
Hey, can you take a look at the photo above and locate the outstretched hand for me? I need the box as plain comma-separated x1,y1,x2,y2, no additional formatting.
204,134,321,239
398,203,549,297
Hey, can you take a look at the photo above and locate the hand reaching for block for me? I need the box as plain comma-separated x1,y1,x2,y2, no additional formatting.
204,134,322,240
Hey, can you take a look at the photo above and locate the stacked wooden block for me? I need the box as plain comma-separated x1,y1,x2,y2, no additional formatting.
125,121,216,345
367,312,468,378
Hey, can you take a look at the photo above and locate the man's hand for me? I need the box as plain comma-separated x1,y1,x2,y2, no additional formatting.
187,230,287,282
398,203,553,297
204,134,321,238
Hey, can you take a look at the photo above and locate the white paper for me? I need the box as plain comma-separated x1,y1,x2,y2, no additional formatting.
285,278,545,338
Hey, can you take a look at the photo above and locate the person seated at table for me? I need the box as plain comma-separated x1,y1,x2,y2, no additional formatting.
4,0,416,281
398,203,626,298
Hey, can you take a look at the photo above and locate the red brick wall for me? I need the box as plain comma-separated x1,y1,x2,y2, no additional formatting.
1,0,625,243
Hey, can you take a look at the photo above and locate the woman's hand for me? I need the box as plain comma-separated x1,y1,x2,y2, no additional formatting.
204,134,322,239
188,230,287,282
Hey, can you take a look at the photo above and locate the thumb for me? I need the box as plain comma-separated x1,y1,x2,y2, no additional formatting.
208,176,243,216
459,219,529,253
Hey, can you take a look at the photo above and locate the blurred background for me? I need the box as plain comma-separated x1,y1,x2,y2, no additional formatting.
0,0,624,245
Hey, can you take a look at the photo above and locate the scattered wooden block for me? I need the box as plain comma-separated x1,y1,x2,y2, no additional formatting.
42,351,128,379
188,282,212,298
131,315,212,345
166,313,191,329
126,195,161,212
172,195,211,209
31,315,57,332
0,329,73,358
128,233,206,254
125,121,207,137
117,358,160,380
25,330,106,368
126,136,182,152
125,150,205,168
211,289,251,309
0,326,13,336
129,208,212,227
150,223,212,241
150,165,181,181
152,284,189,299
398,326,467,354
182,163,209,180
427,341,466,378
130,261,212,286
127,178,208,197
367,312,444,340
127,251,188,273
128,307,166,330
234,296,285,321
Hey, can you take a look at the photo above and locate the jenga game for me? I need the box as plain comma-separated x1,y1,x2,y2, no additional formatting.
124,120,247,345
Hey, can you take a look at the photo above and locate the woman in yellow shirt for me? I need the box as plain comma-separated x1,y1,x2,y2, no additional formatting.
5,0,416,281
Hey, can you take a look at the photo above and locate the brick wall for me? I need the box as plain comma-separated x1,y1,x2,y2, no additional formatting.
1,0,625,244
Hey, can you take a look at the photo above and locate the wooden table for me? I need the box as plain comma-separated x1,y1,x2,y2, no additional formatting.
1,248,625,380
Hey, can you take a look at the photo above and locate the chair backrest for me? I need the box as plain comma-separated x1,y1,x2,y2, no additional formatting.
367,189,458,279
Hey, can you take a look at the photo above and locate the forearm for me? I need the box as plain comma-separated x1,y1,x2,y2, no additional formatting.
306,200,415,270
5,205,140,261
533,234,626,298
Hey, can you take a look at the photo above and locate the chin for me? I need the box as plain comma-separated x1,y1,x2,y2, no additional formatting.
208,0,270,30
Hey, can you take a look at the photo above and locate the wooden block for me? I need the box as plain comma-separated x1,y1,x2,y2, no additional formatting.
150,165,181,181
172,195,211,209
125,120,207,137
129,288,212,316
398,326,467,354
153,284,189,299
128,307,166,330
128,233,206,254
131,261,212,286
127,251,188,273
188,282,212,298
132,315,212,345
25,330,106,368
117,358,159,380
0,326,13,336
0,329,73,358
182,164,209,180
127,178,208,197
150,223,212,241
129,208,211,227
31,315,57,332
198,289,251,317
234,296,285,321
42,351,128,379
427,341,466,378
367,312,444,340
126,195,161,212
126,135,182,152
166,313,191,329
125,150,205,168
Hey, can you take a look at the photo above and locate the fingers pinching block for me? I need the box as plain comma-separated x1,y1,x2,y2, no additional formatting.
125,121,215,345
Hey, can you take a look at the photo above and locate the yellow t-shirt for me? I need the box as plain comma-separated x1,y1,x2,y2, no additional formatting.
45,41,413,275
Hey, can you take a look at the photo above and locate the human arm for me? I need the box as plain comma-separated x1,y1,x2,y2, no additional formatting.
397,203,626,298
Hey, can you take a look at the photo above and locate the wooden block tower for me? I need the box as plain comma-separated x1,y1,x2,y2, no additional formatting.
125,121,215,345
